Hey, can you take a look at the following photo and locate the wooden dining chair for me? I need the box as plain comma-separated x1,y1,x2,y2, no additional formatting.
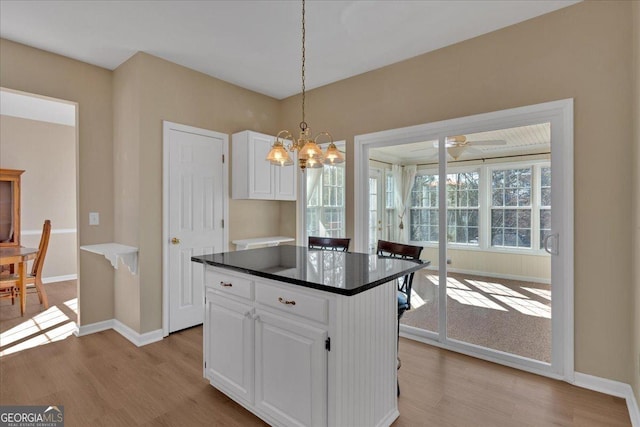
308,236,351,252
0,219,51,309
376,239,423,396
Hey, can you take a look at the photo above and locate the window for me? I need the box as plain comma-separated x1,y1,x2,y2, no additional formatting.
447,172,480,245
410,174,439,242
491,168,532,248
539,166,552,249
385,172,396,240
306,164,346,238
409,161,550,253
368,176,378,252
409,171,479,245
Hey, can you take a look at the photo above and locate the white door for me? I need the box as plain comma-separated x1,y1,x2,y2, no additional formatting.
165,122,227,333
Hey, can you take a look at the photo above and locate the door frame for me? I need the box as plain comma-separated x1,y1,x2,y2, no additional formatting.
162,121,229,337
353,99,574,381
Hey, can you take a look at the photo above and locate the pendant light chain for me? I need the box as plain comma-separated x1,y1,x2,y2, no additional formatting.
300,0,306,131
266,0,344,170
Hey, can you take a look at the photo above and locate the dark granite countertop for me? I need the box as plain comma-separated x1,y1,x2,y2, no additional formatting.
192,245,428,296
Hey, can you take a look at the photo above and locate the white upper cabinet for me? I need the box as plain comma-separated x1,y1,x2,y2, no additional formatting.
232,130,297,201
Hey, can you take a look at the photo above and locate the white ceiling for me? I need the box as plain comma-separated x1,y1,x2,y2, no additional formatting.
0,0,580,100
370,123,551,164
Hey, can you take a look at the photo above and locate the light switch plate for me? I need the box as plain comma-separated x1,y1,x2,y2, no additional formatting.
89,212,100,225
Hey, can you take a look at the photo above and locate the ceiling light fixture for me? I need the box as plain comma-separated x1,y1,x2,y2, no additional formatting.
266,0,344,171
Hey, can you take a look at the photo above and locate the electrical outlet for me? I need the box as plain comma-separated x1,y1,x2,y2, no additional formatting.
89,212,100,226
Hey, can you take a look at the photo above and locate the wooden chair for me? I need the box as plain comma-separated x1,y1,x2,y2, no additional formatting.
0,220,51,309
308,236,350,252
376,239,423,396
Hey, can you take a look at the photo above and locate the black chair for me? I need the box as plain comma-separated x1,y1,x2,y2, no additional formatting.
308,236,350,252
376,239,423,396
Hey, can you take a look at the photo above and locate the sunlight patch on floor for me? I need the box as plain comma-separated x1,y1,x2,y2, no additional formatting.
522,287,551,301
0,306,70,348
493,295,551,318
0,305,76,357
64,298,78,314
466,280,527,298
446,288,507,311
0,321,76,357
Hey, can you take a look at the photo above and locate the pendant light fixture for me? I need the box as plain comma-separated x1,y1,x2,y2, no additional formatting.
266,0,344,171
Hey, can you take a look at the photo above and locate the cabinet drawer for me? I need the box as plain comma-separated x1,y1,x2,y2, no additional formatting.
255,282,328,324
206,270,253,300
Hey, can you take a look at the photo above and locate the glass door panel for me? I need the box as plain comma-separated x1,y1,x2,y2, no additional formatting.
444,124,552,364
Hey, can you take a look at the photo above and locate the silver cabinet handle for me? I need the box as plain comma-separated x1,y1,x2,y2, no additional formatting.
278,297,296,306
220,281,233,287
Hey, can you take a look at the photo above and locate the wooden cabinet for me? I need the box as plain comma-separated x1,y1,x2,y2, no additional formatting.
232,131,297,201
0,169,24,247
203,266,399,427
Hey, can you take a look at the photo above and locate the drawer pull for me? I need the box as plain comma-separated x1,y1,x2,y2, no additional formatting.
278,297,296,306
220,281,233,287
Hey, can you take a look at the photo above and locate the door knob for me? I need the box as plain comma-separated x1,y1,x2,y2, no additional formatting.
171,237,180,245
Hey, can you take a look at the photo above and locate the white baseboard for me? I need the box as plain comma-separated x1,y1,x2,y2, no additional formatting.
43,274,78,284
74,319,114,337
112,320,163,347
424,266,550,285
574,372,640,426
74,319,163,347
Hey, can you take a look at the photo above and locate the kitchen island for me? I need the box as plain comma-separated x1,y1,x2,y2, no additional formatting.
192,245,426,427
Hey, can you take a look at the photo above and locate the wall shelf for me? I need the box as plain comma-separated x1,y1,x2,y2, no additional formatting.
80,243,138,274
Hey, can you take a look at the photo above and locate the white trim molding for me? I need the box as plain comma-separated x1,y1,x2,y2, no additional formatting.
74,319,163,347
573,372,640,427
22,228,77,236
354,99,574,381
42,274,78,284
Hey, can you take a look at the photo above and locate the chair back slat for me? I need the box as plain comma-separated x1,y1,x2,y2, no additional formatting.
376,240,423,260
31,220,51,277
376,240,423,309
308,236,350,252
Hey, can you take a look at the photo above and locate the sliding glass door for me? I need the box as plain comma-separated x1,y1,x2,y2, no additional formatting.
360,100,573,379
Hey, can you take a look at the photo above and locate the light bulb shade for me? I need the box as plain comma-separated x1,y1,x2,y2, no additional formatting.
324,143,344,164
266,143,293,166
299,140,325,161
446,145,465,160
305,157,324,169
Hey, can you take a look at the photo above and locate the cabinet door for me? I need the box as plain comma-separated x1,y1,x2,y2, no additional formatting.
274,155,297,201
254,310,327,427
205,291,254,404
248,132,275,199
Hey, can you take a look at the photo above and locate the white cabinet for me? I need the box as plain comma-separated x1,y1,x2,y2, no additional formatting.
203,266,398,427
232,130,297,201
254,310,327,427
205,290,254,404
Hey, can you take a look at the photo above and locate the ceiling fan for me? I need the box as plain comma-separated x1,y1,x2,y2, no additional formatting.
432,135,507,160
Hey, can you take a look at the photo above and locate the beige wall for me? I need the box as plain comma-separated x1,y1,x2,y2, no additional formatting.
0,115,77,280
281,1,634,384
632,0,640,407
0,39,115,326
113,52,283,333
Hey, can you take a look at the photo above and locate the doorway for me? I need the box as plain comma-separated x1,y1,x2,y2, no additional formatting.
354,100,574,380
0,88,79,354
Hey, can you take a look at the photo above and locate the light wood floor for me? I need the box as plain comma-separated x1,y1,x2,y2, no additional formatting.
0,281,632,426
0,328,630,426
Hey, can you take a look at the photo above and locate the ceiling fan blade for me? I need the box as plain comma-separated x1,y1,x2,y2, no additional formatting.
467,139,507,146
